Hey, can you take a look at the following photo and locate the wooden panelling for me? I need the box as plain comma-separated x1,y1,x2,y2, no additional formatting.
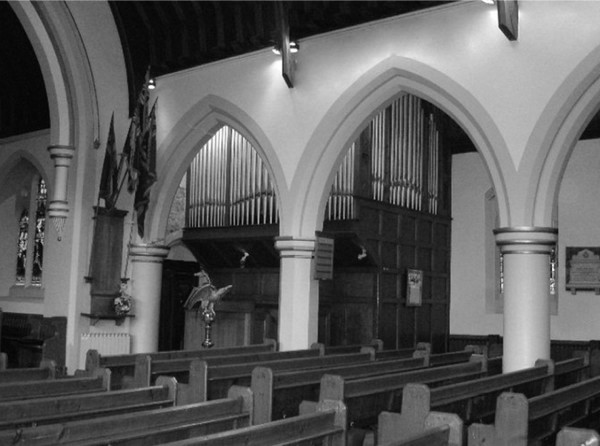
379,302,398,348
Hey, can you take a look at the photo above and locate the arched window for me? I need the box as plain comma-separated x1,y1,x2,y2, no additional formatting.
15,176,46,287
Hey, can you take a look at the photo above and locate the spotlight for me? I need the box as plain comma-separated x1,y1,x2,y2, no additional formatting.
272,41,299,55
148,78,156,90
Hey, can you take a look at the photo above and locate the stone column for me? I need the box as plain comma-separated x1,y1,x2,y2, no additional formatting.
494,227,557,372
47,145,75,240
275,237,319,351
129,243,170,353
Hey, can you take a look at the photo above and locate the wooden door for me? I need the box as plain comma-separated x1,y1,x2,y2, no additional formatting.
159,260,198,351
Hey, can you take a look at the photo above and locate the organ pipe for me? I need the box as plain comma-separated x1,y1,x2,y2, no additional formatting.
186,126,278,228
325,94,442,221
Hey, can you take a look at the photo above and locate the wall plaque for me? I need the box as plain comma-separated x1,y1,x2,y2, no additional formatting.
406,269,423,306
566,247,600,294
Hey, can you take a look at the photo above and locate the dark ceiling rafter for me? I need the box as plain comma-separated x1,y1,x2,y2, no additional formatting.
275,1,294,88
497,0,518,41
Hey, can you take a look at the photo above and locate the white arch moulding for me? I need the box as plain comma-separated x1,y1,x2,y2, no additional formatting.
290,55,512,237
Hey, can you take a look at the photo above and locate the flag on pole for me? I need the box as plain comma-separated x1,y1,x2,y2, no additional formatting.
128,74,150,194
98,113,118,209
134,99,157,238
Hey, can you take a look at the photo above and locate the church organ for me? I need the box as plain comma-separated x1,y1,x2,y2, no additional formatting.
172,93,451,351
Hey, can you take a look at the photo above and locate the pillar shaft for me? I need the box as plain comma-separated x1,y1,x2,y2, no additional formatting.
129,243,169,353
495,227,557,372
275,237,319,351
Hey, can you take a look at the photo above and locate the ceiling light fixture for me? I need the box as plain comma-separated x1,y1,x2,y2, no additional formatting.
148,78,156,90
272,41,299,55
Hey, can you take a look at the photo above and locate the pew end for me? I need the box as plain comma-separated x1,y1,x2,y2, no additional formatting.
556,427,600,446
379,410,463,446
227,384,254,424
299,399,318,414
73,365,112,390
264,338,278,351
85,348,100,371
467,392,529,446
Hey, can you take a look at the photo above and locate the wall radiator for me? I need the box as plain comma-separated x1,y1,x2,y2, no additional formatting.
78,332,131,369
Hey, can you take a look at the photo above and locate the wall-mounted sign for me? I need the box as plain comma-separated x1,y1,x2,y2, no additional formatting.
314,236,334,280
406,268,423,306
566,247,600,294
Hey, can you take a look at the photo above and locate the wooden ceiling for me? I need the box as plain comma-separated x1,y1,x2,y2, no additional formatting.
3,1,600,150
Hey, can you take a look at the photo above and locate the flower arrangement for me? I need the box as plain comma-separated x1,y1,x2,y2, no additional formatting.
114,283,132,316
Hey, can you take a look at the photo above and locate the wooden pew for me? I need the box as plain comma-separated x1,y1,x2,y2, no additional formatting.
0,375,177,430
176,350,378,404
131,346,328,389
377,359,561,445
555,427,600,446
150,400,347,446
312,342,431,361
468,374,600,445
0,383,253,445
0,352,6,371
86,339,277,389
251,349,491,425
311,339,384,354
0,367,110,402
0,359,57,383
379,413,463,446
309,354,492,436
377,355,589,444
379,406,600,446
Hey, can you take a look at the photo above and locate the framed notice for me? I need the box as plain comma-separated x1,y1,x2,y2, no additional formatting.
566,247,600,294
406,269,423,306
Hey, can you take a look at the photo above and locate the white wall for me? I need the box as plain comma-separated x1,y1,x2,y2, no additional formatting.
554,139,600,340
450,152,503,335
451,139,600,340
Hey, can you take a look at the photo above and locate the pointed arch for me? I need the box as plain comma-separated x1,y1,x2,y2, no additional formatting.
526,44,600,227
148,95,285,239
287,55,512,237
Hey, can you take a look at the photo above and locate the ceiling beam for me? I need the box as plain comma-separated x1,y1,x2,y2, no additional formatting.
275,1,294,88
497,0,518,41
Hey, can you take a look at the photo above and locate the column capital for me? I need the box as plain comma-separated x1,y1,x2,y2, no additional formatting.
494,226,557,255
47,145,75,166
274,236,316,259
129,243,170,262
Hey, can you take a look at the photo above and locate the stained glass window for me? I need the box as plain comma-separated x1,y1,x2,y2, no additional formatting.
15,177,46,286
16,209,28,285
32,178,46,285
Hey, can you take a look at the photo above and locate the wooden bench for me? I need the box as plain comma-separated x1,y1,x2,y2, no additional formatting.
313,342,432,361
379,413,463,446
311,338,385,354
468,374,600,445
250,349,490,425
0,375,177,430
0,359,57,383
174,350,378,404
131,346,328,389
0,367,110,402
377,357,584,445
555,427,600,446
0,383,253,445
152,400,347,446
379,417,600,446
86,339,277,389
0,312,61,369
307,354,492,440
